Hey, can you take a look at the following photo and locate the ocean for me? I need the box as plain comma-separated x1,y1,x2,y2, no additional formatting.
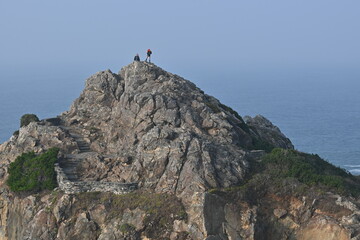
1,66,359,174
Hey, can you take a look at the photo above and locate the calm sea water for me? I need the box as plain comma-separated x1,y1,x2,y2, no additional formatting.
1,67,359,174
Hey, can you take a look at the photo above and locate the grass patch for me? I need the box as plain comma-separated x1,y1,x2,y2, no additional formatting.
7,148,59,193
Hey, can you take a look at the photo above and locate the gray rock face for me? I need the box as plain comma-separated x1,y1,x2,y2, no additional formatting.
64,62,292,192
59,62,294,238
0,61,295,239
244,115,294,150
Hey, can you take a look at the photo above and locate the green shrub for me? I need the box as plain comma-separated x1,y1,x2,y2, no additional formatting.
13,130,19,136
262,148,360,196
20,114,39,127
251,137,275,153
7,148,59,192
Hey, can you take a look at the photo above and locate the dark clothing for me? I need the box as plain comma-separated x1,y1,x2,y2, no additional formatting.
134,55,140,61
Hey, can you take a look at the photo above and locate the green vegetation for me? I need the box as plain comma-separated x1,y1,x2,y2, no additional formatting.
261,148,359,195
251,137,275,153
20,114,39,127
13,130,19,136
7,148,59,193
206,148,360,238
209,148,360,198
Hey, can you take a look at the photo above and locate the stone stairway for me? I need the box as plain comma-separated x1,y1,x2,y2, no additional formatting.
61,126,92,153
57,126,91,182
70,133,91,153
59,154,85,181
55,123,138,194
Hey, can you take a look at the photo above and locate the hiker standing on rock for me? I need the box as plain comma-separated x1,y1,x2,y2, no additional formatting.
134,53,140,61
145,49,152,62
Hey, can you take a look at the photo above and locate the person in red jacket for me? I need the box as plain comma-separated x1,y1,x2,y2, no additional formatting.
145,49,152,62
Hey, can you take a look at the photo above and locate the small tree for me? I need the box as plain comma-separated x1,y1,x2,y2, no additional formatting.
7,148,59,192
20,114,39,127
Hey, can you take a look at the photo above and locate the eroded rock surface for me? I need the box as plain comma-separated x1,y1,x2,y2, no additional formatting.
1,61,357,240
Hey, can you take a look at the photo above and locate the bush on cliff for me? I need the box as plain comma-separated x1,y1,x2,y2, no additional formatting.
20,113,40,127
7,148,59,192
261,148,360,196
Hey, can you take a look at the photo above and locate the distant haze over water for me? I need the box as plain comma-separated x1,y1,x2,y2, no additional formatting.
1,66,359,174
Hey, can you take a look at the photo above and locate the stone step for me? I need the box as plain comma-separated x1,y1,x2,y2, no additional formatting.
60,169,77,173
60,163,81,167
60,159,81,163
66,175,78,181
59,164,80,168
62,168,78,172
61,168,78,172
63,171,78,176
78,143,90,146
64,154,88,159
78,146,90,149
62,169,77,173
60,126,92,152
79,149,91,151
77,143,90,147
79,150,91,153
60,166,79,170
60,160,80,164
60,157,82,161
78,145,90,148
62,165,77,169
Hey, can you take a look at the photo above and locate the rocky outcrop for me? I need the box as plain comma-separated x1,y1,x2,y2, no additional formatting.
59,62,294,238
1,61,357,239
0,189,187,240
201,191,360,240
244,115,294,150
63,62,292,190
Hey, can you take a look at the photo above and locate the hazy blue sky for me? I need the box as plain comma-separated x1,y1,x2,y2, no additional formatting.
1,0,359,79
1,1,360,168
